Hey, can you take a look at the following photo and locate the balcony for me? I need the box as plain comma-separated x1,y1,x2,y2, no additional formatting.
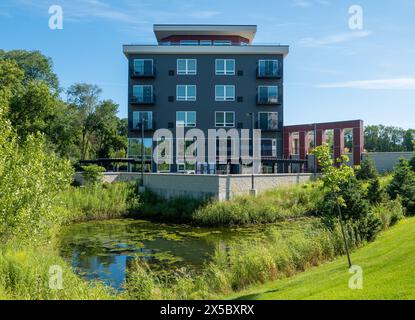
257,94,279,105
257,68,280,79
130,95,155,105
131,67,155,78
130,120,156,132
258,124,280,131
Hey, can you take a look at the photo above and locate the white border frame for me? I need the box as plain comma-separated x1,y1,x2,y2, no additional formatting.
176,85,197,101
215,85,235,101
215,59,236,75
176,111,197,127
177,59,197,75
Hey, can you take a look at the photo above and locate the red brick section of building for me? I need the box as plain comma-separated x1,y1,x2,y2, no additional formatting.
283,120,364,166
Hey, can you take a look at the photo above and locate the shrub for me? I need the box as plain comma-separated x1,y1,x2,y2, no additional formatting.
355,159,378,180
387,158,415,215
81,165,106,186
0,113,73,243
409,153,415,172
366,177,386,205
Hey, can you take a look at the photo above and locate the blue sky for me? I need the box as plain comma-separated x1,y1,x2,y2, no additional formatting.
1,0,414,128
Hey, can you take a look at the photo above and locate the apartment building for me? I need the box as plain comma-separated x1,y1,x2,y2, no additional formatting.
123,24,289,173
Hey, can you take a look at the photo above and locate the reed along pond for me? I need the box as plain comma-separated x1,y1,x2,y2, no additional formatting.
59,219,312,290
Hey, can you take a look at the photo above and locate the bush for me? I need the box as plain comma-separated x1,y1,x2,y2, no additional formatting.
0,113,73,243
409,153,415,172
355,159,378,180
81,165,106,186
387,158,415,215
366,177,386,205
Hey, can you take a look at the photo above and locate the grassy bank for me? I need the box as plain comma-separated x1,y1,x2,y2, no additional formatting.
54,182,139,223
230,217,415,300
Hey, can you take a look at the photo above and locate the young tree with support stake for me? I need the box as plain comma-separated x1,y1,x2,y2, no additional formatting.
313,144,355,268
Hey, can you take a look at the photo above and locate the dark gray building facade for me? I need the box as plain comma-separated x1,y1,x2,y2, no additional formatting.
123,25,289,173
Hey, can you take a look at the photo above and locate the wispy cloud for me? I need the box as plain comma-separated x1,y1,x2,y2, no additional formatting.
318,78,415,90
299,30,372,47
292,0,329,8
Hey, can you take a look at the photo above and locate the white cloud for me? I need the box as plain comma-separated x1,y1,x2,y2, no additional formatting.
318,78,415,90
292,0,329,7
299,30,372,47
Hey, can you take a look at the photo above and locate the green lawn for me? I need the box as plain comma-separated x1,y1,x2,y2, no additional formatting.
233,217,415,300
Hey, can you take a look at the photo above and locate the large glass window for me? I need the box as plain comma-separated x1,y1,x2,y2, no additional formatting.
177,59,197,75
215,59,235,75
176,111,196,127
215,85,235,101
215,111,235,127
176,85,196,101
128,138,153,159
214,40,232,46
258,112,278,130
258,86,278,104
261,139,277,157
133,59,153,76
132,85,153,103
132,111,153,130
180,40,199,45
258,60,279,77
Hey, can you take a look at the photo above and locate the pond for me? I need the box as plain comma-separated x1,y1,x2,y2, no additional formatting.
59,219,305,290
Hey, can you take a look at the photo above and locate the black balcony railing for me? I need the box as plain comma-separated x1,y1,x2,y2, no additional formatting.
257,68,280,78
131,67,155,78
130,95,155,105
129,120,155,131
257,94,279,105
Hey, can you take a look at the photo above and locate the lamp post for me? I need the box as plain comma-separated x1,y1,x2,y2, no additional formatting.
246,112,256,194
140,116,145,189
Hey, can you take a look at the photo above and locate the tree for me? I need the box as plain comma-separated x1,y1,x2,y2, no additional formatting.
0,50,60,93
364,125,413,152
355,158,378,180
66,83,102,160
0,59,24,108
403,129,415,152
387,158,415,215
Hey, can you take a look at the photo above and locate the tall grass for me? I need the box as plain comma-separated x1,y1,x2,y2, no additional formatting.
124,220,351,300
193,183,322,226
54,182,139,223
0,245,114,300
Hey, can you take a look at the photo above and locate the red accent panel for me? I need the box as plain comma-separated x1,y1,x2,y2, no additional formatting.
299,131,309,160
353,126,364,166
316,129,325,146
333,128,344,162
283,129,292,159
160,35,250,44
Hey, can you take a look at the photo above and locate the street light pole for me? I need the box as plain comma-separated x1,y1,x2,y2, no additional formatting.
246,112,256,192
140,116,145,187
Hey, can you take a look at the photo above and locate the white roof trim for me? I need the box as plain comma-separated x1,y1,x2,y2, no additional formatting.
153,24,257,43
123,45,289,57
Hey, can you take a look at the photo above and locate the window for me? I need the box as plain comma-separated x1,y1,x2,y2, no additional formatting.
214,40,231,46
258,60,279,77
133,59,153,76
215,59,235,75
132,111,153,130
215,112,235,127
177,59,197,75
176,85,196,101
200,40,212,46
215,85,235,101
261,139,277,157
180,40,199,45
258,86,278,104
258,112,278,130
132,85,153,103
176,111,196,127
128,138,153,159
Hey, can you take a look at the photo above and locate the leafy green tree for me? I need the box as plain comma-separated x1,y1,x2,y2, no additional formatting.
66,83,102,160
387,158,415,215
0,50,60,93
409,153,415,172
314,145,381,243
0,59,24,108
0,102,73,243
403,129,415,152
